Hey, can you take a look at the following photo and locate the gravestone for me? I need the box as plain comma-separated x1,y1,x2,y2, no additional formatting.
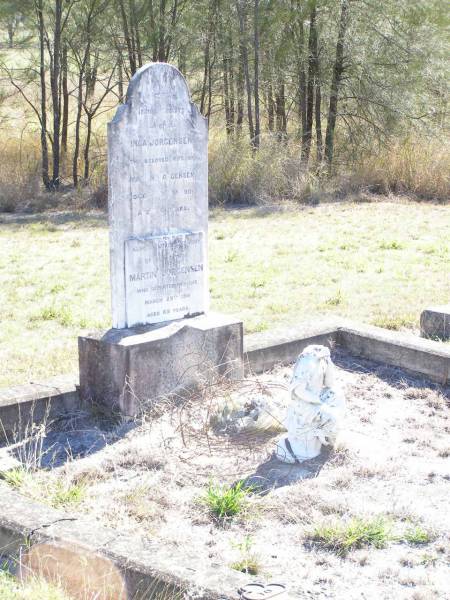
78,64,243,416
420,305,450,341
108,63,208,328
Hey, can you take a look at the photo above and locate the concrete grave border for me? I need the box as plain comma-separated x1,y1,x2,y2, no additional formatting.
1,319,449,440
0,319,449,598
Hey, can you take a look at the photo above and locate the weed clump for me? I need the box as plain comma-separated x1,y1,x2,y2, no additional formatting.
231,535,260,575
404,525,432,545
309,517,392,556
202,480,253,520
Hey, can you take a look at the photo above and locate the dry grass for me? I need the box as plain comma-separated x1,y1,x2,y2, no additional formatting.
0,201,449,387
351,136,450,201
0,569,73,600
0,125,448,212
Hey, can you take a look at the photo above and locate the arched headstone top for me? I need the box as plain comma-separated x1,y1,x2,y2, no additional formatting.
111,63,205,127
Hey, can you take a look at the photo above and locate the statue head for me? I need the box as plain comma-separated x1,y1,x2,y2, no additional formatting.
291,345,335,397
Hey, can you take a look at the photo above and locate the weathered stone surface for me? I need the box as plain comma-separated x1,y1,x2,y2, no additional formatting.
420,305,450,341
108,63,208,329
337,322,450,385
0,375,79,441
79,313,244,416
124,231,206,325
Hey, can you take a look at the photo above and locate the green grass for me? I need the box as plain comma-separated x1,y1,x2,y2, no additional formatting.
0,569,72,600
0,468,27,489
309,516,435,556
404,525,432,545
309,516,393,556
50,481,86,509
202,480,253,520
230,535,260,575
1,469,85,510
0,201,449,386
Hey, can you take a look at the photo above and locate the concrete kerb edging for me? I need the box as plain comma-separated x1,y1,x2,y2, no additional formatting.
0,375,80,441
244,319,450,385
0,481,259,600
1,320,449,442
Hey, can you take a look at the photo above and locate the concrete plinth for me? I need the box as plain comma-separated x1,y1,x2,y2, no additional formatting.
420,305,450,341
78,313,243,416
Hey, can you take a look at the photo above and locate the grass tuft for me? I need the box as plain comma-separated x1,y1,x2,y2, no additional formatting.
50,480,86,508
0,468,27,489
231,535,261,575
202,480,253,520
372,314,416,331
404,525,432,545
309,516,392,556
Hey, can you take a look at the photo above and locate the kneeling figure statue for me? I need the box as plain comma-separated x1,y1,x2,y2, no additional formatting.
276,345,345,463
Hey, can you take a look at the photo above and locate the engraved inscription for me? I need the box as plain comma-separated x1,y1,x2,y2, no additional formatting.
125,232,206,327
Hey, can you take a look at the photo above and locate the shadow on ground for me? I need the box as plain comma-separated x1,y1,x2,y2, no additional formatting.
242,448,331,493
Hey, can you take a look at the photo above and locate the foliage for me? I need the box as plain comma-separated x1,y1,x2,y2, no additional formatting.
0,0,447,199
0,569,71,600
49,480,86,508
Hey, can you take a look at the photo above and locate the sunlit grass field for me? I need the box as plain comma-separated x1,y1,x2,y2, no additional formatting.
0,200,449,387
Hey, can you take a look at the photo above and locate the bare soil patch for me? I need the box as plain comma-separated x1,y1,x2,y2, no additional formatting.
1,352,449,599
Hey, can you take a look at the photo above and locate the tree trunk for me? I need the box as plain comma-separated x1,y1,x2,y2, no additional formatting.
73,66,83,187
253,0,260,147
7,22,14,48
158,0,166,62
325,0,348,166
61,43,69,156
236,59,244,133
228,38,236,130
129,0,142,67
298,21,307,149
50,0,62,189
83,114,93,181
315,81,323,163
267,80,274,132
275,83,286,139
36,0,50,189
223,54,232,134
200,31,210,115
118,0,136,75
118,54,124,102
303,3,317,166
236,0,254,144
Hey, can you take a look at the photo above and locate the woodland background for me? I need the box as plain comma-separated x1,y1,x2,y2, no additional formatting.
0,0,448,210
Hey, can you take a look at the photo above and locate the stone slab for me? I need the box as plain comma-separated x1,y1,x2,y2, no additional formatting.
244,320,339,374
337,322,450,385
78,313,244,416
420,305,450,341
108,63,208,328
0,375,79,442
124,231,207,326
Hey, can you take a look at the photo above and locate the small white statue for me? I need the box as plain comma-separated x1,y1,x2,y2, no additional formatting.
276,345,345,463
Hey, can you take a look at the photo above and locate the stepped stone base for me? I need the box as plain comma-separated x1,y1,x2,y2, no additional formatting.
78,313,243,416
